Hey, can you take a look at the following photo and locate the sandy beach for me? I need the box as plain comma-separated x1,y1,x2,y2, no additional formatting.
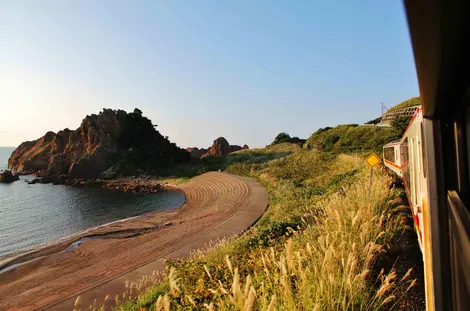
0,172,268,311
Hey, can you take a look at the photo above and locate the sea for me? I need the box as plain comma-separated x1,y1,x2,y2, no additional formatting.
0,147,184,259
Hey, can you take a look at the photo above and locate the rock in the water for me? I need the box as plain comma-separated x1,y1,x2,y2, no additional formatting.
8,108,190,179
0,170,19,183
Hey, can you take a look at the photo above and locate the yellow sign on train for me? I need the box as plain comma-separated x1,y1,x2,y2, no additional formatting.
365,153,381,168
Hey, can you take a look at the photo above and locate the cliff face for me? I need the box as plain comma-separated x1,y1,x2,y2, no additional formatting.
8,109,190,179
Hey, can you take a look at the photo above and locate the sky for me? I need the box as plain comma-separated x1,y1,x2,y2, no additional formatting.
0,0,419,148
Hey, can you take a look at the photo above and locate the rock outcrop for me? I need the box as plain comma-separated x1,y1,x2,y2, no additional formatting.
0,170,19,183
185,147,208,160
201,137,231,158
187,137,249,159
8,109,190,180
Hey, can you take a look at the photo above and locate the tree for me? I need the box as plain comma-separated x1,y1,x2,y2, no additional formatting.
271,132,306,146
272,132,291,145
365,117,381,125
133,108,143,116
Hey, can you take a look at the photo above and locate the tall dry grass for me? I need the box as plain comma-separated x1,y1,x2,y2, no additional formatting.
76,151,415,311
142,165,414,310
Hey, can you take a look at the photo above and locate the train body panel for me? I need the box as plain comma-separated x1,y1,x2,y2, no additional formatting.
399,107,426,251
384,107,427,252
384,106,437,308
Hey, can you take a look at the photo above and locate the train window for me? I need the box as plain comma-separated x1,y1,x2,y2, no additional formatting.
401,138,410,188
421,122,427,178
410,138,416,205
384,147,395,163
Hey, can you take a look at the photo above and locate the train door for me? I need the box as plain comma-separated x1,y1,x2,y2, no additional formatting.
415,133,424,249
415,136,421,204
410,137,416,207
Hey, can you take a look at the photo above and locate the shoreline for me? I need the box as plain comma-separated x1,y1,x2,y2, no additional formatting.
0,172,269,311
24,174,177,194
0,185,185,272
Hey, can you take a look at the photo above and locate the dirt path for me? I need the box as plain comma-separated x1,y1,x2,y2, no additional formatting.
0,172,269,311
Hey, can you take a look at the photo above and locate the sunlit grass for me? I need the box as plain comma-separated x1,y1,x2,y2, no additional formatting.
73,148,414,311
160,177,191,186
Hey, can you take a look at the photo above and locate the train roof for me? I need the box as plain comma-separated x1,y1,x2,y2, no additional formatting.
384,141,401,147
404,0,470,118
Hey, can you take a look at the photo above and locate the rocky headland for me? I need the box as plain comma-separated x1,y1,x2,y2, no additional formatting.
8,108,190,189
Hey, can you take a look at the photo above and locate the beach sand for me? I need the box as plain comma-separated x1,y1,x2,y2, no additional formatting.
0,172,268,311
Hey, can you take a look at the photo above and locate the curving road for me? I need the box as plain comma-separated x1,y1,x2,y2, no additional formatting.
0,172,268,311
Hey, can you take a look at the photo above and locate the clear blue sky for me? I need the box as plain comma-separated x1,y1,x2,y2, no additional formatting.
0,0,419,148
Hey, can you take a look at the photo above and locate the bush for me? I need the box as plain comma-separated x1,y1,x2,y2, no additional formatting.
271,132,306,146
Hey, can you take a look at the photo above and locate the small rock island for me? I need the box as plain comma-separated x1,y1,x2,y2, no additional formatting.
0,170,19,183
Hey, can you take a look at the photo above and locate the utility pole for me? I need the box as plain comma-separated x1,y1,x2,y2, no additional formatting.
381,102,389,117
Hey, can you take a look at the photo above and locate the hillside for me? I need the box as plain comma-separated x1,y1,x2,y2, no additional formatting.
388,96,421,112
304,124,400,153
303,97,421,153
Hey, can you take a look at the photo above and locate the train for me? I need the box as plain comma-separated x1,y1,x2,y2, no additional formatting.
383,1,470,310
383,107,426,252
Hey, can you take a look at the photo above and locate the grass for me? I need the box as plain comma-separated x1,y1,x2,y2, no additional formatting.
74,145,416,311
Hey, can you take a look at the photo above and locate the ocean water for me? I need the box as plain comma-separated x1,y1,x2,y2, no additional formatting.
0,147,11,171
0,147,184,258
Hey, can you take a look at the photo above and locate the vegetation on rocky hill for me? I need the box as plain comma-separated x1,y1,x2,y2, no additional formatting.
304,124,401,154
303,96,420,154
388,97,421,112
